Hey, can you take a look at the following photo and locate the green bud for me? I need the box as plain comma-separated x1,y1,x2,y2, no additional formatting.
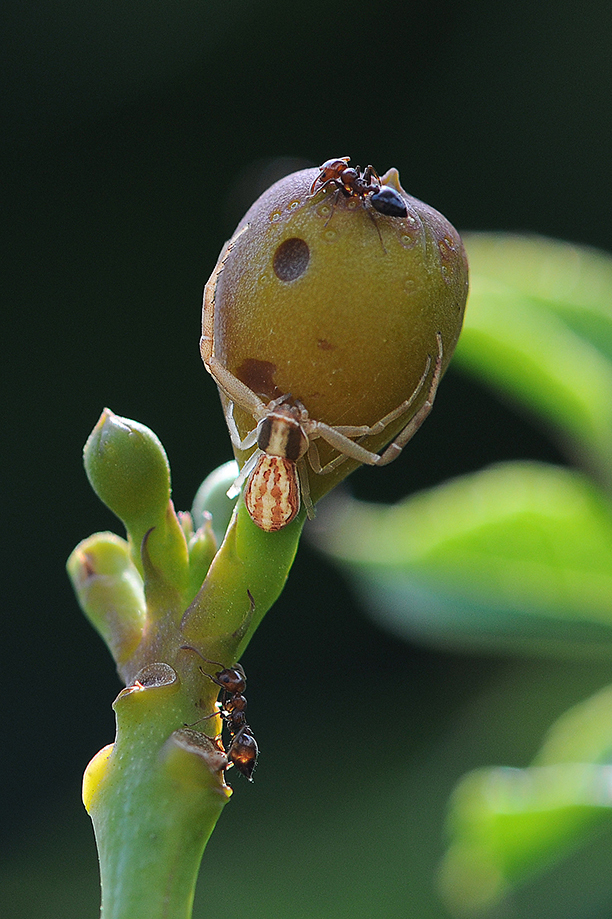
84,409,170,534
83,409,189,596
191,461,239,545
186,513,218,601
67,531,145,667
203,162,468,505
175,509,218,597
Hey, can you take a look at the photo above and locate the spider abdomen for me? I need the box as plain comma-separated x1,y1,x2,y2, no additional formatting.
245,454,301,531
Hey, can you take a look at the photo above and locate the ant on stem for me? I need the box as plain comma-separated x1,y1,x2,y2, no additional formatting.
180,645,259,781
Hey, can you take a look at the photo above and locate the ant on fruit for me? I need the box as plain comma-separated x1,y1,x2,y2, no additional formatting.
310,157,408,218
180,645,259,781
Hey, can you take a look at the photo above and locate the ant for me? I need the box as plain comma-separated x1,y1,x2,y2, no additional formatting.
180,645,259,781
310,156,408,218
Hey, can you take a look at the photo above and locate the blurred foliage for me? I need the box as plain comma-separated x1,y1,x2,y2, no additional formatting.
440,685,612,915
317,234,612,914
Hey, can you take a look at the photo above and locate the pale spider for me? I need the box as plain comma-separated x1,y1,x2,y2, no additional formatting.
201,335,444,532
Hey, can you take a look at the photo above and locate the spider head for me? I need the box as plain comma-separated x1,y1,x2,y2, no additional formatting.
256,404,309,462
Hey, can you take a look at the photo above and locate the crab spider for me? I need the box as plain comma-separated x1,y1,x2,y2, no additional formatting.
202,333,444,532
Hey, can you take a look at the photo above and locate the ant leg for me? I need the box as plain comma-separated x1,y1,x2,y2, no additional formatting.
362,164,381,185
365,202,387,253
323,186,343,228
184,708,222,728
179,645,224,671
179,643,233,692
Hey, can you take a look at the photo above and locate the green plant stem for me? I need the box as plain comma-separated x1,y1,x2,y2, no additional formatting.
75,492,306,919
87,672,230,919
181,500,306,661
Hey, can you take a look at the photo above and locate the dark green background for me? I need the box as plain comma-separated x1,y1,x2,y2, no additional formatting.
3,2,612,915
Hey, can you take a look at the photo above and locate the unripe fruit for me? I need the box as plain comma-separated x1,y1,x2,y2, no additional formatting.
202,162,468,509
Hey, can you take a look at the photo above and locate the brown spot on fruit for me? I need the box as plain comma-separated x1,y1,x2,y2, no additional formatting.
236,358,282,400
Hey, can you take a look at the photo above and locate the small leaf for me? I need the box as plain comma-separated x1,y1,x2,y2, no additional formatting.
318,462,612,654
440,684,612,915
534,683,612,766
456,234,612,487
463,234,612,360
440,762,612,915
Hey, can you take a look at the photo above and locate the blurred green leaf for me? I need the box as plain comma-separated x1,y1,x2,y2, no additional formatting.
456,234,612,488
318,462,612,654
318,234,612,655
439,684,612,915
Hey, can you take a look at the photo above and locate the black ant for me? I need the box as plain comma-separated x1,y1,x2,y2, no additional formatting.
180,646,259,781
310,156,408,218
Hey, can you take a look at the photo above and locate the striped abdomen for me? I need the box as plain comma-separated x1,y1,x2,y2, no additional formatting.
245,455,300,532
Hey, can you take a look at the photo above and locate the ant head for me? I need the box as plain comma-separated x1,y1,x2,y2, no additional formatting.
310,156,351,193
216,664,246,695
340,167,360,184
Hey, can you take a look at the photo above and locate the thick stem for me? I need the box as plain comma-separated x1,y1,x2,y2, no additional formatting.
84,667,231,919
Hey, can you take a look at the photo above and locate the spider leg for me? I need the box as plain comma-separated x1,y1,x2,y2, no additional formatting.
227,449,261,499
307,437,352,475
207,356,268,419
307,365,429,445
331,352,432,439
376,331,444,465
310,332,443,470
312,425,390,467
225,401,258,450
296,457,315,519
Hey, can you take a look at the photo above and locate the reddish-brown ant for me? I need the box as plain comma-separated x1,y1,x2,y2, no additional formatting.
310,156,408,218
180,646,259,781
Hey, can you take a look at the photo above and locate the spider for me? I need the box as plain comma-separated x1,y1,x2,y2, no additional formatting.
201,328,444,532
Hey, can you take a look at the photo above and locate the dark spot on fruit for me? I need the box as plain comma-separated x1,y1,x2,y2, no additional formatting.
317,338,336,350
237,358,283,400
273,237,310,282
